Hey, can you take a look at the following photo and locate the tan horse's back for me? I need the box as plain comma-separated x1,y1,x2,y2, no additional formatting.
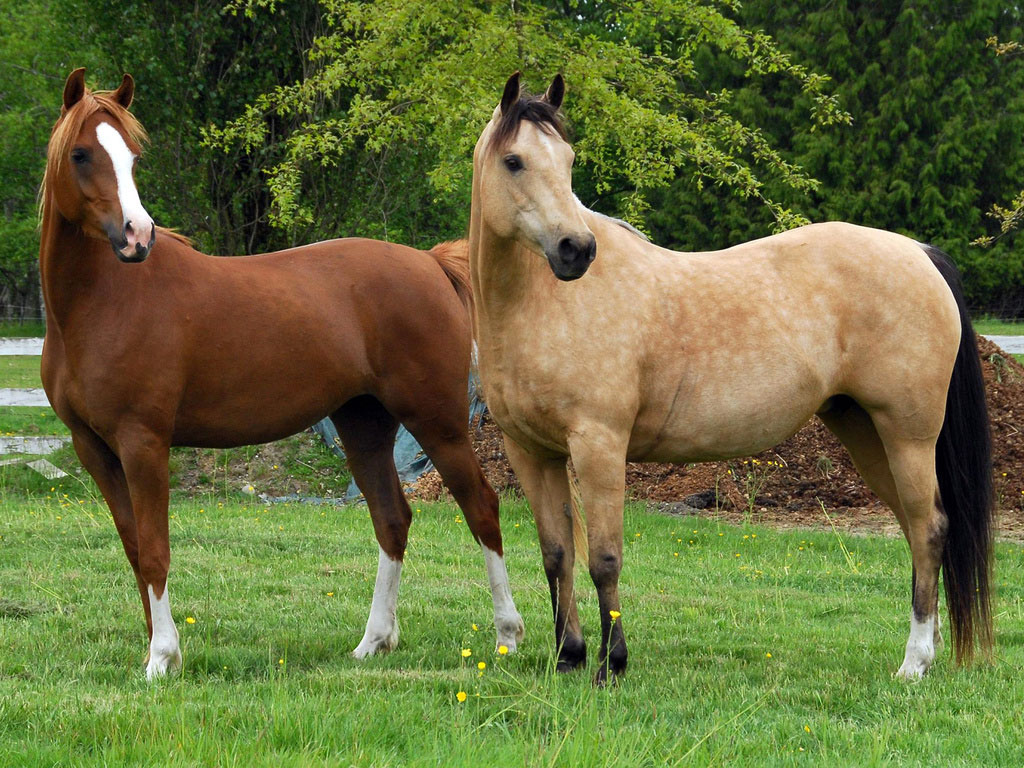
624,221,960,462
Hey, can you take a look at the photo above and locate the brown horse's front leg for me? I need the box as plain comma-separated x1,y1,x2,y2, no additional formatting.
69,424,152,637
503,437,586,671
568,427,628,686
118,428,179,680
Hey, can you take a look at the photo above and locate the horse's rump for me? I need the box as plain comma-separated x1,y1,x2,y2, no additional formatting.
428,240,473,313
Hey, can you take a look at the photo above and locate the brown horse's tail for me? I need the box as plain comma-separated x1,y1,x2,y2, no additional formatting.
924,244,994,664
428,239,473,314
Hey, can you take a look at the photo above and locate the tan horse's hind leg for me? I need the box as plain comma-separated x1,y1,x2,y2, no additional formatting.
567,426,629,685
503,436,586,670
857,408,946,679
819,401,943,658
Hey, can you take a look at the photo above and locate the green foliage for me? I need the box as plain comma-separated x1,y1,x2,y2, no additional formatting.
647,0,1024,314
207,0,848,241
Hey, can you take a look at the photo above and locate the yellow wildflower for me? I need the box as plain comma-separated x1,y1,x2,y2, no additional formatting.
461,648,472,658
185,616,196,625
456,691,467,703
498,645,509,655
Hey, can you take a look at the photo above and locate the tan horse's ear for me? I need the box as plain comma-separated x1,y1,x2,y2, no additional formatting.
500,71,521,115
112,73,134,109
63,68,86,112
543,74,564,110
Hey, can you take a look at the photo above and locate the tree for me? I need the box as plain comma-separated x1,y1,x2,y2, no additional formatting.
205,0,849,247
647,0,1024,314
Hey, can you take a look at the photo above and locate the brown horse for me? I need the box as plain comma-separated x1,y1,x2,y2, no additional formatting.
40,69,524,679
469,73,992,684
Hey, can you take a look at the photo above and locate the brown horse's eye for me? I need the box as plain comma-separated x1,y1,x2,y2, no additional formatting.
504,155,523,172
70,148,90,165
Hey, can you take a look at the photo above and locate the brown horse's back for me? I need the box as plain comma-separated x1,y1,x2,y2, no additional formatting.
46,234,473,449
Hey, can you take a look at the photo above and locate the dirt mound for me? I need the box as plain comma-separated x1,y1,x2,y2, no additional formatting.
411,336,1024,535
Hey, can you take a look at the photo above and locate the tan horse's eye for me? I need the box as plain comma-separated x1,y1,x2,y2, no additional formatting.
503,155,523,173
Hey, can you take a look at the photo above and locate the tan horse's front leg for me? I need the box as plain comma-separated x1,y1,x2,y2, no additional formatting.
568,427,628,686
118,429,180,680
503,436,586,671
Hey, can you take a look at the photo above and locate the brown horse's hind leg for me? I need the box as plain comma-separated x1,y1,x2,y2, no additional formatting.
503,436,586,671
404,418,524,652
331,396,409,658
567,426,629,686
70,425,152,637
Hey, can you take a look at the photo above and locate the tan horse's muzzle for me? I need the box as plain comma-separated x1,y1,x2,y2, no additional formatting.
546,232,596,281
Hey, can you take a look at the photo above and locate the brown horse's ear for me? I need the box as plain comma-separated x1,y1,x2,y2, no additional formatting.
543,74,565,110
500,71,521,116
112,73,134,109
63,68,86,112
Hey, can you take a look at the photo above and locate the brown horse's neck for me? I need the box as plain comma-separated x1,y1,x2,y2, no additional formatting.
39,199,125,335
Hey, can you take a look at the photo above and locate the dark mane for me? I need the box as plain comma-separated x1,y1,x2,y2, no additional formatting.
487,93,567,153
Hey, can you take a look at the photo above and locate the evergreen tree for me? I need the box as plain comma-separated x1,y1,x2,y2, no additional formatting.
648,0,1024,313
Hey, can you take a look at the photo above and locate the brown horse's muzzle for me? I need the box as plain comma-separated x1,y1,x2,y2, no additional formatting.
106,219,155,263
546,233,596,281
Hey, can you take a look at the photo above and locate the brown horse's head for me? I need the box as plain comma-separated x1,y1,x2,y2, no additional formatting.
474,73,596,281
44,68,154,263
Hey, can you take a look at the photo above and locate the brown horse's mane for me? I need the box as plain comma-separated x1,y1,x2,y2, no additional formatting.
487,92,567,154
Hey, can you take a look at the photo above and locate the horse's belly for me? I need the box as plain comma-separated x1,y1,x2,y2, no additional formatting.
631,375,828,463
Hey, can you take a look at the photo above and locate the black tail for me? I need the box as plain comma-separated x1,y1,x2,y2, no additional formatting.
923,244,993,664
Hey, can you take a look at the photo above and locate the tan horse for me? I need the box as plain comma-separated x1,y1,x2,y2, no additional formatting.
40,69,523,679
469,73,992,684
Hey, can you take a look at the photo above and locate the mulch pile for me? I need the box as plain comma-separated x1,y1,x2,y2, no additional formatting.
411,336,1024,537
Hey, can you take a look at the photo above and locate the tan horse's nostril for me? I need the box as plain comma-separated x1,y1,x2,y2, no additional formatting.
125,220,134,235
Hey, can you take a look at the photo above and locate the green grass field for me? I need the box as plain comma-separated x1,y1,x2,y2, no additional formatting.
0,356,41,389
972,317,1024,336
0,320,45,338
2,491,1024,767
0,405,68,436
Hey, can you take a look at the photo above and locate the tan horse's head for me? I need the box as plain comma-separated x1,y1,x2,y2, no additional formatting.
473,73,596,281
43,68,155,263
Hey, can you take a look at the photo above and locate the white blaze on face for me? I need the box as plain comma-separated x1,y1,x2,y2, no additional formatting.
95,121,154,254
146,583,182,679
